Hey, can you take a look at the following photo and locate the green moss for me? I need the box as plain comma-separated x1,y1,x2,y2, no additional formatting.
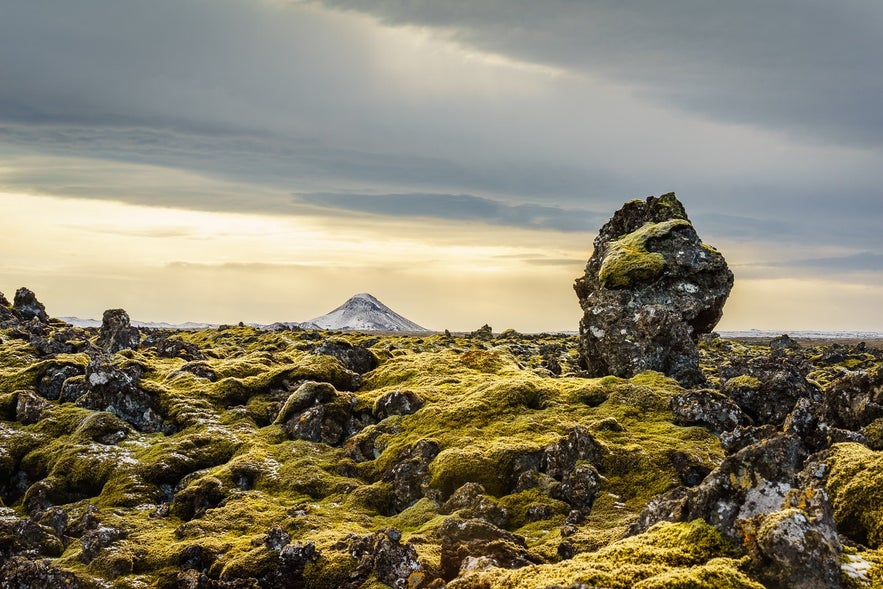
826,443,883,547
864,419,883,451
632,557,763,588
599,219,692,289
448,520,744,589
723,375,762,392
0,355,89,394
0,326,740,585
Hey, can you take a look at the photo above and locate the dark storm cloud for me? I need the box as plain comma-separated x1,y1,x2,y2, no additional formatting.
314,0,883,147
297,192,600,231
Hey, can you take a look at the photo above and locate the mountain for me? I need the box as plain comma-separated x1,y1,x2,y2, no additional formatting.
306,293,428,332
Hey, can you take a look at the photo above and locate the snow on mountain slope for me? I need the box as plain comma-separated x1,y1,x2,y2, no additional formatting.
306,293,427,332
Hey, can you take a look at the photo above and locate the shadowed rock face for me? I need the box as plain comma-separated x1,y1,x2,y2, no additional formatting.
574,193,733,385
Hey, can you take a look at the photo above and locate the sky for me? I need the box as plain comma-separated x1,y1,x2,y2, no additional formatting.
1,0,881,332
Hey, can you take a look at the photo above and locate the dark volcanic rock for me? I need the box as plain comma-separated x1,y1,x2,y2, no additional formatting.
0,557,86,589
720,354,819,426
441,482,508,528
37,365,84,401
631,434,805,545
96,308,140,353
314,338,378,374
438,517,543,580
331,529,424,589
670,388,748,433
12,287,49,322
76,358,168,433
574,193,733,386
274,381,357,446
382,439,440,512
373,390,424,420
821,366,883,431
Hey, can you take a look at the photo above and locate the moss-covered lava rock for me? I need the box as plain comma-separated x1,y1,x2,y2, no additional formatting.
574,192,733,386
1,311,882,588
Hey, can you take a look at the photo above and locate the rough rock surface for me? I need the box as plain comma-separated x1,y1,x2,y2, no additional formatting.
330,528,424,589
438,517,544,580
274,381,358,446
12,287,49,323
96,308,141,353
76,358,168,433
574,193,733,385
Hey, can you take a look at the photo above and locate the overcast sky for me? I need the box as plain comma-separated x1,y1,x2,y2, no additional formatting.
1,0,881,331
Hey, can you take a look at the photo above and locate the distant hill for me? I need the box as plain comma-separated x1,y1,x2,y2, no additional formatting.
60,317,217,330
305,293,427,332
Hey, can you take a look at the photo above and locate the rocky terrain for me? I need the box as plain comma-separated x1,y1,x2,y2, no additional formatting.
1,286,882,588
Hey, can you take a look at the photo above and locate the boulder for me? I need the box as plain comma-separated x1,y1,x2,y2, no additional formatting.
670,388,748,434
96,309,140,353
37,365,85,401
274,381,357,446
574,193,732,386
542,426,599,480
75,358,167,433
382,439,440,512
12,287,49,323
438,517,543,580
0,557,85,588
821,366,883,431
373,390,424,420
720,355,819,426
314,338,378,374
331,529,424,589
630,434,805,545
441,483,508,528
739,508,843,589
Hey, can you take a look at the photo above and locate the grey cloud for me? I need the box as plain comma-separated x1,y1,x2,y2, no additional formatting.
780,252,883,273
315,0,883,147
1,0,881,259
0,122,626,211
297,192,600,232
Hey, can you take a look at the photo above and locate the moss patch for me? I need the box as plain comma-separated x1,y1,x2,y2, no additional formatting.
599,219,692,289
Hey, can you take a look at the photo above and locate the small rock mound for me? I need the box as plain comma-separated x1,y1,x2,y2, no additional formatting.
574,193,733,385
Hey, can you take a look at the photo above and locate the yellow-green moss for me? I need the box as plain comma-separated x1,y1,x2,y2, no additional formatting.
826,443,883,547
599,219,692,289
448,520,744,589
0,327,739,585
723,375,762,391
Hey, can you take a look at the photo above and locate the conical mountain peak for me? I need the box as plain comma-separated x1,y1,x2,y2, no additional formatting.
307,293,427,332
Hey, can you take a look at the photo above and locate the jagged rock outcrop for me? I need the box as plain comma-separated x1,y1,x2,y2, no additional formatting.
96,309,140,353
574,193,733,385
12,287,49,323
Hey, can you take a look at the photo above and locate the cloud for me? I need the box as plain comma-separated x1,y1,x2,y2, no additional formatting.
313,0,883,147
780,251,883,273
1,0,881,274
297,192,600,232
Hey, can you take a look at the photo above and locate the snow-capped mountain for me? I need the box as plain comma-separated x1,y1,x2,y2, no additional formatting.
306,293,428,332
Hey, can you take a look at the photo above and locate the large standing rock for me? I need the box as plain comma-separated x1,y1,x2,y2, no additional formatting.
574,193,733,385
12,287,49,323
96,309,140,353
